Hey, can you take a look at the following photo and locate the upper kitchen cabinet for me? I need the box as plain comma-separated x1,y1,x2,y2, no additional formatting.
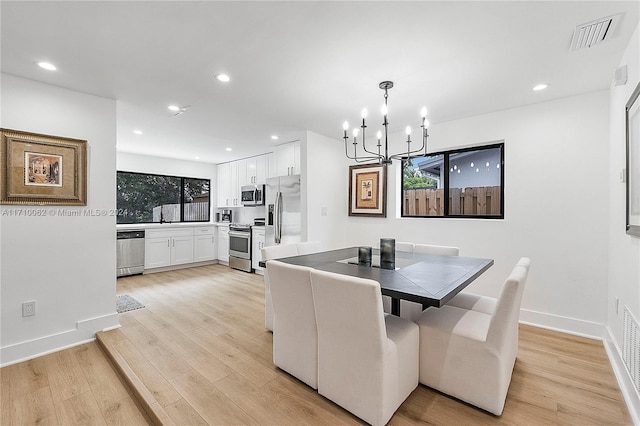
266,152,276,179
274,141,300,176
217,161,239,207
239,155,267,186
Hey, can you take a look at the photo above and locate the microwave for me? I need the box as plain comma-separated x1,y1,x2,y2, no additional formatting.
241,184,265,206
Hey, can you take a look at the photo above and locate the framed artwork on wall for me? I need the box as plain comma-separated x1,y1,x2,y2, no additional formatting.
348,162,386,217
1,128,87,205
627,82,640,237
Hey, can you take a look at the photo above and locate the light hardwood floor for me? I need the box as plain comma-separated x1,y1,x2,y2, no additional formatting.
2,264,633,425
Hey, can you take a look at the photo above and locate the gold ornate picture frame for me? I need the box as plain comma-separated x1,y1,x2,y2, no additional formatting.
348,163,386,217
1,128,87,205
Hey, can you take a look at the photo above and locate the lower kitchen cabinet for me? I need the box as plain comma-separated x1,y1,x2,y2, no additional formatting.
145,237,172,269
218,225,230,263
144,227,194,269
252,227,266,274
193,226,217,262
171,235,194,265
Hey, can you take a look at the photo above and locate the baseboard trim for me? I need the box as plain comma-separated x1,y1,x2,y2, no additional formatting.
142,260,218,275
519,308,605,339
603,326,640,425
0,312,119,367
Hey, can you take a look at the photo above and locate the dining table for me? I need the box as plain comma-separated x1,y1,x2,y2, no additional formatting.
260,246,494,316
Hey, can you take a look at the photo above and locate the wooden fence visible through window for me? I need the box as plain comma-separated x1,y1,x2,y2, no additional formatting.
403,186,501,216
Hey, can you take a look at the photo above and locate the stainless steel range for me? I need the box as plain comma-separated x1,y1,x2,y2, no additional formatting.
229,223,252,272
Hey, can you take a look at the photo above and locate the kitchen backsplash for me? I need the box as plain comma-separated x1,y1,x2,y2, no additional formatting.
217,206,266,224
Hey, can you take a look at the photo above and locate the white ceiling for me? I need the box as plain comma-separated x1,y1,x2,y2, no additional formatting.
1,1,638,164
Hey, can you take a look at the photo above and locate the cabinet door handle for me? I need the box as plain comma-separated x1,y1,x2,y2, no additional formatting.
172,239,175,247
226,198,229,205
167,240,170,247
212,236,214,243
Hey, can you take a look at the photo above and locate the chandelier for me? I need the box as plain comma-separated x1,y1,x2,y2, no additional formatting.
342,81,430,164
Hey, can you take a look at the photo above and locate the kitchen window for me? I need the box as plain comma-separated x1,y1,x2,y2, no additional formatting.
117,171,210,224
401,142,504,218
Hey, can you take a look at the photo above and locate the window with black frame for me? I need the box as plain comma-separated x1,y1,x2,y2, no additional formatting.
402,143,504,218
116,171,210,224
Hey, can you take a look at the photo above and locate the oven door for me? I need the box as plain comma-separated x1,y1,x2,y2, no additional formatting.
229,230,251,259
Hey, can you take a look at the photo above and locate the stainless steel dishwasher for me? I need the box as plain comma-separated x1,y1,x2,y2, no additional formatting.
116,230,145,277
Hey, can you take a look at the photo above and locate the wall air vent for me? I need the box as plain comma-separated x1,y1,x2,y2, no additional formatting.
623,307,640,394
570,13,622,51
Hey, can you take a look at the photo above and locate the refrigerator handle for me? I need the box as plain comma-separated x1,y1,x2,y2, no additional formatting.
275,191,282,243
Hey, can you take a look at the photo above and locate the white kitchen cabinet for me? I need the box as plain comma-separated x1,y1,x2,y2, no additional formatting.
237,158,249,187
218,225,230,263
193,226,216,262
217,162,231,207
266,152,276,179
239,155,268,186
145,227,194,269
252,228,266,274
248,155,267,184
229,161,239,206
217,161,240,207
145,237,172,269
274,141,300,176
171,235,194,265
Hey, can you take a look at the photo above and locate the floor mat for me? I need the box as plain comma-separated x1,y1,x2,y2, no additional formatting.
116,294,145,313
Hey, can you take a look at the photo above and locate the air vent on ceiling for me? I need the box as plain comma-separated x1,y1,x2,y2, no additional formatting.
570,13,622,51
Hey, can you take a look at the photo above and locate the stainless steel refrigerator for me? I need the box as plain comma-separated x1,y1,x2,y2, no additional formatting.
265,175,301,246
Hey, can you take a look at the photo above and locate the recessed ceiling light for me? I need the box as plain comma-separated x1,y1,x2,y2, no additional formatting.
533,83,548,91
37,61,56,71
271,135,279,140
195,156,200,160
168,105,180,112
215,73,231,82
225,147,232,151
133,130,143,135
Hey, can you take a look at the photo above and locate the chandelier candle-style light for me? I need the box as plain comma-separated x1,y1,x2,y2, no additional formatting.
342,81,430,164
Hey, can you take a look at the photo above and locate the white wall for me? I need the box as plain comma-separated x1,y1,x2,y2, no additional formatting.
116,151,217,222
303,131,349,248
1,74,118,365
607,23,640,418
344,90,610,334
608,23,640,344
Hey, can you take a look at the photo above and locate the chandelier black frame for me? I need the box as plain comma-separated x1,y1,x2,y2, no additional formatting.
342,80,430,165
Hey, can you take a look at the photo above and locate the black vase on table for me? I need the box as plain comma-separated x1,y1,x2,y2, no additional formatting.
380,238,395,270
358,246,372,266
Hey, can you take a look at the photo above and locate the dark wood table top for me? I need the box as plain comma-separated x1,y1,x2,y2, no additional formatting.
262,247,494,309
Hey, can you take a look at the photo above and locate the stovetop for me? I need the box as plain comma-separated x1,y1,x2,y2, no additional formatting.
229,223,252,231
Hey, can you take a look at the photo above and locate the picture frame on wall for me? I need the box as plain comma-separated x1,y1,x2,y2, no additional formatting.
626,82,640,237
349,162,387,217
1,128,87,206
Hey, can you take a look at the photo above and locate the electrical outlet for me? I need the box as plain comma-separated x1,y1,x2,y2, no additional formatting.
320,206,328,216
22,301,36,317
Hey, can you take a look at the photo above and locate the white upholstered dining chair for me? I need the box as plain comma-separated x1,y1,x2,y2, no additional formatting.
261,243,299,331
395,241,415,252
266,260,318,389
310,269,419,426
447,257,531,315
399,244,460,321
296,240,324,255
415,257,530,415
